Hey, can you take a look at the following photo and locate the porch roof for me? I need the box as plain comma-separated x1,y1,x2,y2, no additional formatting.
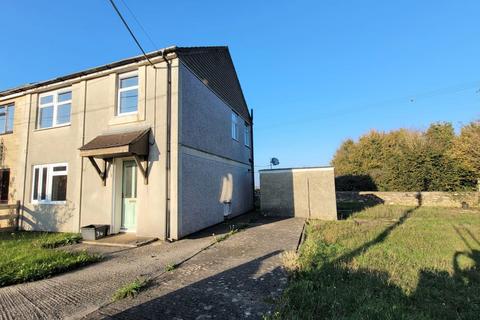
79,129,150,159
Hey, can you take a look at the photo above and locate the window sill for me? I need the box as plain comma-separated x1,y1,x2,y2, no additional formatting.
109,113,140,126
34,123,71,132
0,131,13,136
31,201,67,205
118,111,138,116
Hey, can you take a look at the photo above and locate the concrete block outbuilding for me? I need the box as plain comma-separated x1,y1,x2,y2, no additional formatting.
260,167,337,220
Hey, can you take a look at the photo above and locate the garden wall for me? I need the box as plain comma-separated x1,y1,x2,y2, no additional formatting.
336,191,479,208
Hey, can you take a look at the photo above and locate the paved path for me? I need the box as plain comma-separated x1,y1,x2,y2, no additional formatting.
0,214,304,320
86,216,304,319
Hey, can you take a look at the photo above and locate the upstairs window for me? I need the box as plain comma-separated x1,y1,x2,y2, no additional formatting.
231,112,239,140
38,89,72,129
32,163,68,203
117,72,138,115
0,104,14,134
244,124,251,147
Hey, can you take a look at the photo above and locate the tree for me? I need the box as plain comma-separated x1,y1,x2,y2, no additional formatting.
449,121,480,189
331,139,358,176
422,122,460,191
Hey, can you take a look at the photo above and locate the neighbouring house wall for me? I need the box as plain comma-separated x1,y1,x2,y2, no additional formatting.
260,168,337,220
0,95,29,228
177,63,253,238
336,191,480,208
18,58,179,238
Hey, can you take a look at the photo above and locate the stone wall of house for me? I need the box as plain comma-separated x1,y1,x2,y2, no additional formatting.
336,191,480,208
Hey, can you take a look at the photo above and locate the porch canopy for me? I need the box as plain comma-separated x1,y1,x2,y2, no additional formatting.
79,129,150,185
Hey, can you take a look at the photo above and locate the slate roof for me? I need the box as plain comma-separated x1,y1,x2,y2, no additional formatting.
176,47,250,121
0,46,251,122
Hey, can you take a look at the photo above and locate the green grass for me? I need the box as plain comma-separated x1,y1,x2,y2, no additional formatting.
164,263,176,272
34,233,82,248
0,232,100,287
213,228,239,243
112,278,148,301
274,205,480,319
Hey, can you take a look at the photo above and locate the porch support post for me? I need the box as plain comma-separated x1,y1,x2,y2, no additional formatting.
133,154,148,185
88,156,107,186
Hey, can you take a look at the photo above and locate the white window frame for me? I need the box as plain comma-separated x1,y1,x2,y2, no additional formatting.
0,103,14,134
231,112,239,141
244,124,251,147
31,163,68,204
38,88,72,129
117,71,139,116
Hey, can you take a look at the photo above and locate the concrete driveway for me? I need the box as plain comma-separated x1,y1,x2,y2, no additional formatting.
0,213,304,320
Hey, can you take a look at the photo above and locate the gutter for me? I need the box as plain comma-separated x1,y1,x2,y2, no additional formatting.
0,47,178,99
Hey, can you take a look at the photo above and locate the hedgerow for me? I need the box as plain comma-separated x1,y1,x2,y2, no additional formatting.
332,121,479,191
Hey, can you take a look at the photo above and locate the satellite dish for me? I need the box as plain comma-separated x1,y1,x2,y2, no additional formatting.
270,157,280,168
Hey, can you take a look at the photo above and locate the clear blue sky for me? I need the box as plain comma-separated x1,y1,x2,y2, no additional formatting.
1,1,479,173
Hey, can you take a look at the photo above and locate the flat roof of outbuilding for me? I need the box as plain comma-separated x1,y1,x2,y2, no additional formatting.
259,166,334,173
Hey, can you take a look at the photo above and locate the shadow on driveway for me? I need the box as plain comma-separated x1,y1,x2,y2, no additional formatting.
105,251,285,319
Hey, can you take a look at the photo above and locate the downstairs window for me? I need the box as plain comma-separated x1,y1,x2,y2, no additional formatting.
0,169,9,204
32,163,68,203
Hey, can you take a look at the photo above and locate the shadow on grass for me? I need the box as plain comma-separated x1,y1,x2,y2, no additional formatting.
336,205,418,264
276,205,480,319
336,194,385,220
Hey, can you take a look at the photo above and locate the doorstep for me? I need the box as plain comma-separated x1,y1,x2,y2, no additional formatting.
82,233,158,248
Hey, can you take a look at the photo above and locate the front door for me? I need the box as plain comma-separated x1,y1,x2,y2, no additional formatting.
121,160,137,231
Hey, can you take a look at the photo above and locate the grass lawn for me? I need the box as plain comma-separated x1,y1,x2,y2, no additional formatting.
0,232,100,287
275,205,480,319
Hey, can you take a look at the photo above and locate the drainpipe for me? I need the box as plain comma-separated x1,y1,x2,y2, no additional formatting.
20,94,33,230
163,50,172,241
250,109,255,210
78,81,88,231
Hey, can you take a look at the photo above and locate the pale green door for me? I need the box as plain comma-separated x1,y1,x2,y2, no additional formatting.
121,160,137,231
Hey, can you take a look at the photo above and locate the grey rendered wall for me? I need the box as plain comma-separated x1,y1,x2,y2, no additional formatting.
260,168,337,220
180,63,252,164
179,150,252,237
178,63,253,238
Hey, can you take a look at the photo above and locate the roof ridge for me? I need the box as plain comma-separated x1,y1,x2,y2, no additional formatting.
0,46,229,97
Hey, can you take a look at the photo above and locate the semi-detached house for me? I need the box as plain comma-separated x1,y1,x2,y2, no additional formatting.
0,46,254,240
